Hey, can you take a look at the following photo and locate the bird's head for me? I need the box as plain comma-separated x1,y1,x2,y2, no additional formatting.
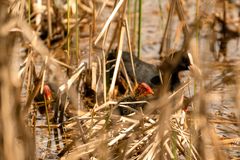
178,53,191,71
43,84,52,101
174,52,201,76
171,52,193,72
134,82,154,97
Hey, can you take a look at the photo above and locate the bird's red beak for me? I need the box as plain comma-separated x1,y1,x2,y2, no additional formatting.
140,82,154,95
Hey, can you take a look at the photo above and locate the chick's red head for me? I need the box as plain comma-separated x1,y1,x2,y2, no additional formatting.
43,84,52,101
135,82,154,97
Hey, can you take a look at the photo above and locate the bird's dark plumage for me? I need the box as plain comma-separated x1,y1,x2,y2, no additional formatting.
108,51,192,92
117,83,154,115
107,50,192,115
120,52,160,88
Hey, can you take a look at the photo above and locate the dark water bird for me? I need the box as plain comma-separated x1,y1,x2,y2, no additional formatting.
80,83,96,109
34,81,73,123
33,81,59,115
117,82,154,115
107,50,194,115
156,51,192,91
108,50,192,92
33,68,98,121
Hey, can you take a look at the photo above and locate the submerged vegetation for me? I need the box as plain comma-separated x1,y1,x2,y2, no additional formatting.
0,0,240,159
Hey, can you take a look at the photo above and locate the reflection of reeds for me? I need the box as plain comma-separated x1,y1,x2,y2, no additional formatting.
1,0,240,159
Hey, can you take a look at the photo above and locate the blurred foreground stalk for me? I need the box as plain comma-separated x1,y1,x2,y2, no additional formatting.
0,1,34,160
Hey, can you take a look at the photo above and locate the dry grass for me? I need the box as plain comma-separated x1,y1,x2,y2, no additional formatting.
0,0,240,159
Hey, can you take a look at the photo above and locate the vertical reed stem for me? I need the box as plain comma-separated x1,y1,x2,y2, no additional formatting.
28,0,31,23
137,0,142,58
75,0,79,62
67,0,70,60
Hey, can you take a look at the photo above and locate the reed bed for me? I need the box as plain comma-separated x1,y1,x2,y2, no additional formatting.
0,0,240,159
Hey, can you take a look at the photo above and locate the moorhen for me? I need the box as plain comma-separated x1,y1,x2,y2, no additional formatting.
108,50,192,92
33,83,55,114
117,82,154,115
107,50,194,115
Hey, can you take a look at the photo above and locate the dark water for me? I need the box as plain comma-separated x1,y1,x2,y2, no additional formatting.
35,115,64,159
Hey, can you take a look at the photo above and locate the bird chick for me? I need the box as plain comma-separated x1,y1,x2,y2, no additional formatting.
117,83,154,115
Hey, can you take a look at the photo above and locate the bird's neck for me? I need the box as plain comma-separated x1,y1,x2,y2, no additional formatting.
170,72,181,91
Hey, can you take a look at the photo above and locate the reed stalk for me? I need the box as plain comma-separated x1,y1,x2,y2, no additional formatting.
137,0,142,58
